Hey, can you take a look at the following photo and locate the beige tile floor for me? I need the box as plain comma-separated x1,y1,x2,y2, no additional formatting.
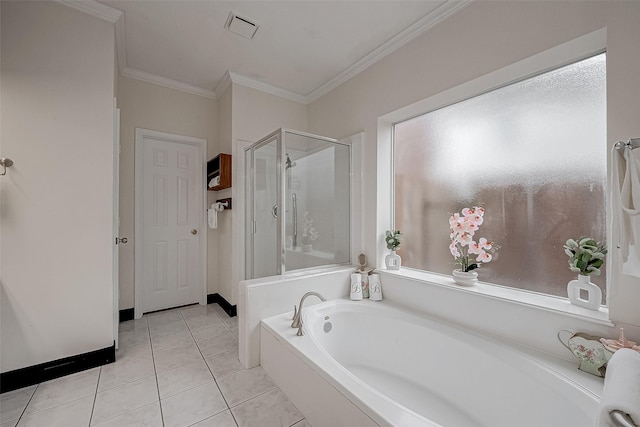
0,304,310,427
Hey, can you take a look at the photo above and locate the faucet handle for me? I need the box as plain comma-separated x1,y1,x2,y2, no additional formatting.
292,305,297,320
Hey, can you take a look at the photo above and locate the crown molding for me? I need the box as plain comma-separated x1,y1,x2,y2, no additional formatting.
306,0,471,103
122,67,217,99
56,0,123,23
214,71,233,99
57,0,470,106
114,13,127,74
224,71,308,105
56,1,127,73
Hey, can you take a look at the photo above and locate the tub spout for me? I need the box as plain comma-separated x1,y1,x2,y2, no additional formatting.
291,291,327,336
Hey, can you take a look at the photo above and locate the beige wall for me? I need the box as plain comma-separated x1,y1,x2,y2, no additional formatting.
308,1,640,327
232,85,309,144
1,2,115,372
208,86,232,300
117,76,218,309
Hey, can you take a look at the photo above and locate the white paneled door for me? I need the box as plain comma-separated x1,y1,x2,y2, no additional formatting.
135,129,206,316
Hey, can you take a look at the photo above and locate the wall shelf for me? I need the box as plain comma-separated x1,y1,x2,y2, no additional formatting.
207,153,232,191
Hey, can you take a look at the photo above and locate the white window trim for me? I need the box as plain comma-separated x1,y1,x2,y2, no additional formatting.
376,28,610,322
382,268,614,327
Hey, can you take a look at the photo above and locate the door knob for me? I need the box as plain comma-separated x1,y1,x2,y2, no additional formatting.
191,229,198,235
116,237,128,244
0,158,13,176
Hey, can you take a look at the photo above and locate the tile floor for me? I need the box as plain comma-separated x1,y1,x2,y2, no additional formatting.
0,304,310,427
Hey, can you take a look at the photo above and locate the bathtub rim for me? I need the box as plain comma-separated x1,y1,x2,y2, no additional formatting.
261,298,604,427
261,309,439,427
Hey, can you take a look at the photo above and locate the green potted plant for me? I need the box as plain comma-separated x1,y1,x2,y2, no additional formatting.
563,237,607,310
384,230,403,270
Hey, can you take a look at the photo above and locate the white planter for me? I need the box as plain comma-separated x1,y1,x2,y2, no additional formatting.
385,251,401,270
452,269,478,286
567,274,601,311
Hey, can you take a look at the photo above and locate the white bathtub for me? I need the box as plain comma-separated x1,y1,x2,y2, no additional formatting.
260,299,602,427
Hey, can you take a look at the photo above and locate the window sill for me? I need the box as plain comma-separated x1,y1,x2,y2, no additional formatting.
378,268,614,327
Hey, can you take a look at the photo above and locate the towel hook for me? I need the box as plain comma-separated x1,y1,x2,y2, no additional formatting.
614,138,640,151
0,158,13,176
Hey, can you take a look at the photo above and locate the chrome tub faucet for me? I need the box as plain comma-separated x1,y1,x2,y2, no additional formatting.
291,291,327,336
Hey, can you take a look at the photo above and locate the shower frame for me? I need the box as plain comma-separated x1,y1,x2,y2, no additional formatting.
245,128,351,279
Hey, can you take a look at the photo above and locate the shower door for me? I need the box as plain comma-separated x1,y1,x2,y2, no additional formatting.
245,133,281,279
245,128,350,280
283,132,350,272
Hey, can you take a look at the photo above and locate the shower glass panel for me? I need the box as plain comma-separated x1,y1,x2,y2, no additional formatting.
245,134,280,280
284,133,350,272
245,128,350,279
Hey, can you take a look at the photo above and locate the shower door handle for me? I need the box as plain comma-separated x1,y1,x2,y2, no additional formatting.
271,204,278,218
292,193,297,247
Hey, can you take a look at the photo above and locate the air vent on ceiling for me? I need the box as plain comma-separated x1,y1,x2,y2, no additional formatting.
225,12,259,40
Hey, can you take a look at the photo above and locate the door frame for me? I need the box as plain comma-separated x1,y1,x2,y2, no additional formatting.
134,128,207,319
113,99,120,347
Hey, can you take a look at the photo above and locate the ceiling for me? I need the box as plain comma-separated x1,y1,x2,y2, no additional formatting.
90,1,468,103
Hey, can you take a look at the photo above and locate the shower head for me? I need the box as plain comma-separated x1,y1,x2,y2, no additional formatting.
285,153,297,170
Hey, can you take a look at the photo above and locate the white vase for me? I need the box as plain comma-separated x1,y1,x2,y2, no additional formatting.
385,251,401,270
567,274,602,311
452,269,478,286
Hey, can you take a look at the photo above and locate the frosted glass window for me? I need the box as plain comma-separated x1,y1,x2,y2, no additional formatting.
393,53,606,301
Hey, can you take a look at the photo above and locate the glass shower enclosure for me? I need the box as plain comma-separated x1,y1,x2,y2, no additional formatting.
245,128,350,279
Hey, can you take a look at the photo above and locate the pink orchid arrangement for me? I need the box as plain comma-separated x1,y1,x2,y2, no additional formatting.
449,207,498,272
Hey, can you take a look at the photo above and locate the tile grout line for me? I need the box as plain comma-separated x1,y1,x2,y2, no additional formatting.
147,315,166,427
225,384,279,410
12,383,39,425
92,344,154,394
120,306,238,426
289,416,305,427
88,367,103,426
4,307,243,427
195,307,294,421
202,308,302,425
12,370,104,425
92,319,159,426
182,307,240,427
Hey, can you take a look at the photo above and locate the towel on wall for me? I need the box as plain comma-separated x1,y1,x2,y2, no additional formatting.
596,348,640,427
208,202,228,229
208,207,217,229
611,145,640,274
